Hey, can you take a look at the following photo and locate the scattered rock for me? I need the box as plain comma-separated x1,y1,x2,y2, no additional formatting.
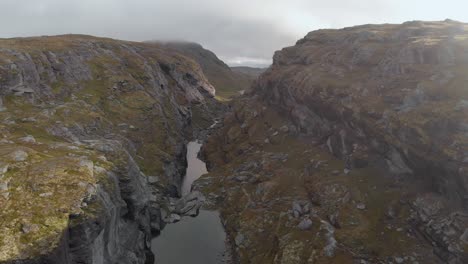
328,212,340,228
21,223,40,234
147,176,159,184
0,97,5,112
19,135,36,144
356,203,366,210
164,213,181,223
173,191,205,216
10,150,28,161
12,86,34,96
386,147,413,175
279,125,289,133
321,221,337,257
298,218,313,230
292,201,303,218
235,233,245,246
0,139,13,144
21,117,37,123
455,99,468,110
460,228,468,243
0,181,9,199
230,171,257,183
0,163,9,175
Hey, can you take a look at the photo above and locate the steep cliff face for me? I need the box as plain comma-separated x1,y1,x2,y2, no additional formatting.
201,20,468,263
0,35,216,263
158,42,257,99
258,20,468,204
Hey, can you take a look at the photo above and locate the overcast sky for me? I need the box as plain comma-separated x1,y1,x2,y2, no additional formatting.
0,0,466,67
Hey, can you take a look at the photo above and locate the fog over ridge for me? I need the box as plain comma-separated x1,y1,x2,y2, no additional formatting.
0,0,466,67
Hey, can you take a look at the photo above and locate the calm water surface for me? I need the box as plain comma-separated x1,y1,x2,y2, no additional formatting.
151,141,227,264
181,141,207,195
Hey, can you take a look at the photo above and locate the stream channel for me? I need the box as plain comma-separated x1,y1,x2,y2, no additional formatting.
151,141,228,264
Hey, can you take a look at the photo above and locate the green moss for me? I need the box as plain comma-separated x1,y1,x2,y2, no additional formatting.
50,80,65,95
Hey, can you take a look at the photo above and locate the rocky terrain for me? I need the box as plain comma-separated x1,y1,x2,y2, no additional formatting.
0,35,222,263
157,42,258,99
199,20,468,263
1,20,468,264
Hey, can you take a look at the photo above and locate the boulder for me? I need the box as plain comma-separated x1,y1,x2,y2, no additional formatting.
235,233,245,246
173,191,205,216
297,218,313,230
10,149,28,161
164,213,181,223
18,135,36,144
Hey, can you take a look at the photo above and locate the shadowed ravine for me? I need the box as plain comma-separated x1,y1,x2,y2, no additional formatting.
150,141,228,264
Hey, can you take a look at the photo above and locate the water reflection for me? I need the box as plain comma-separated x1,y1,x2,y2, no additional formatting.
151,141,227,264
181,141,207,196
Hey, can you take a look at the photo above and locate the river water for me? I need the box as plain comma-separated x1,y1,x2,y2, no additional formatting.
151,141,228,264
180,141,207,195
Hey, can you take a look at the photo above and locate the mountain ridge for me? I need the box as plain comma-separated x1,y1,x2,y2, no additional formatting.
200,20,468,263
0,34,220,263
153,41,261,99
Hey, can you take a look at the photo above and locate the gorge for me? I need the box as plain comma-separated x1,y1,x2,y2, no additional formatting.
0,20,467,264
151,140,228,264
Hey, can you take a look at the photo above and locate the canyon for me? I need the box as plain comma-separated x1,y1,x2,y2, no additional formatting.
0,20,467,264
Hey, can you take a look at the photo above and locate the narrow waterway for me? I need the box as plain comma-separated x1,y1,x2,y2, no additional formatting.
151,141,228,264
180,141,207,195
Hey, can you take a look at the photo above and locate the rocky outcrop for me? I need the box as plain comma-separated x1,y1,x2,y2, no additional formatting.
157,41,259,98
257,20,467,205
201,20,468,263
0,35,217,263
255,21,468,262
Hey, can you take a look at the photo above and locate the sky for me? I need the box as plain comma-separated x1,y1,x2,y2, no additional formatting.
0,0,466,67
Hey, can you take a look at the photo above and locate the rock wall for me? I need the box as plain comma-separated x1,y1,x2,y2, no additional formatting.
201,20,468,263
0,35,216,263
253,20,468,263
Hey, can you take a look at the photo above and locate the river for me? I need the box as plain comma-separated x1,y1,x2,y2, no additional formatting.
151,141,228,264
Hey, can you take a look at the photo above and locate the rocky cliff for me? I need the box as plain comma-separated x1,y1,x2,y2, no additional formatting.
0,35,217,263
200,20,468,263
157,42,257,99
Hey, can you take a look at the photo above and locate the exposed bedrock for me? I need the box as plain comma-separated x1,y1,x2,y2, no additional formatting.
201,20,468,263
0,35,220,263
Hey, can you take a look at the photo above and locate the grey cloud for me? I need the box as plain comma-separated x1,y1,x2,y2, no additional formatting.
0,0,466,67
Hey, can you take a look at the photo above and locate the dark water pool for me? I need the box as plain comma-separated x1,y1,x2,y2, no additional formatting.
151,141,228,264
151,210,227,263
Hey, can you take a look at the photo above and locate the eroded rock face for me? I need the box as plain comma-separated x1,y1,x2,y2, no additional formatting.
201,21,468,263
259,20,468,204
158,41,258,99
0,35,217,263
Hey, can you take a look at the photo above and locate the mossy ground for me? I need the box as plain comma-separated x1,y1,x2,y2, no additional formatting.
199,100,437,263
0,35,204,261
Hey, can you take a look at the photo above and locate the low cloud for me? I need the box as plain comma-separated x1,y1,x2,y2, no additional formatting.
0,0,466,67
